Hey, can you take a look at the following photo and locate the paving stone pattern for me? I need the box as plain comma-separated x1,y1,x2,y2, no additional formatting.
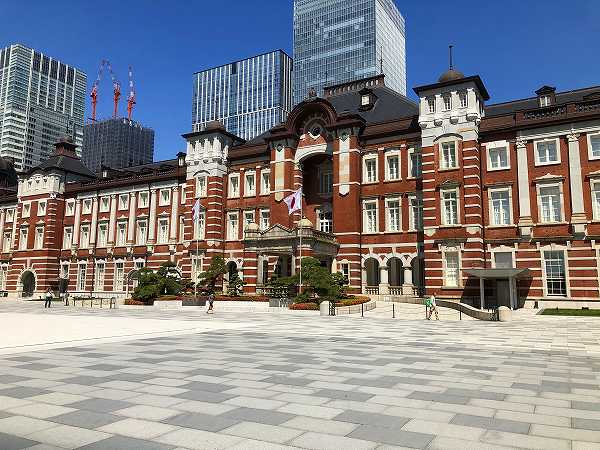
0,302,599,449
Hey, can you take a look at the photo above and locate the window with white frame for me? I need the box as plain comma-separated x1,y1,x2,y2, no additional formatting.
408,149,422,178
364,156,378,183
5,208,14,222
228,174,240,198
66,200,75,216
244,172,256,196
538,184,562,223
385,198,401,232
114,262,125,291
80,225,90,248
179,216,185,240
592,180,600,220
488,146,509,170
159,189,171,206
116,194,127,211
385,153,400,181
116,222,127,246
77,263,87,291
441,189,459,225
340,262,350,285
535,139,560,165
194,211,205,239
63,226,73,249
244,211,255,229
99,196,110,212
19,228,28,250
37,201,46,216
196,175,207,197
361,94,370,106
191,255,203,283
34,226,44,249
82,199,92,214
409,195,423,231
136,220,148,245
494,252,514,269
489,189,512,225
440,141,458,169
260,171,270,195
444,252,460,287
539,95,551,107
227,212,239,240
443,93,452,111
589,133,600,159
544,250,567,296
97,223,108,247
60,262,69,279
363,200,378,233
157,218,169,243
94,262,105,291
427,97,436,113
319,166,333,195
318,208,333,233
459,91,468,108
260,209,270,230
2,232,12,253
138,191,149,208
22,203,31,218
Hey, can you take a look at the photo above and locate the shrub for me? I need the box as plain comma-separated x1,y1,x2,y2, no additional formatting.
289,302,319,311
335,297,371,307
124,299,145,306
132,262,184,303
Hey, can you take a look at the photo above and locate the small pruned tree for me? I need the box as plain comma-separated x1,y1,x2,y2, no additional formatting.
132,262,183,303
226,272,246,297
197,256,227,295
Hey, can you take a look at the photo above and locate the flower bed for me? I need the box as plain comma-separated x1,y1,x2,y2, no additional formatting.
289,302,319,311
205,295,269,302
124,299,145,306
335,297,371,307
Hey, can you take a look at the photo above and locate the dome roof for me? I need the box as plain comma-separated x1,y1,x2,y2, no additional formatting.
438,68,465,83
298,218,313,228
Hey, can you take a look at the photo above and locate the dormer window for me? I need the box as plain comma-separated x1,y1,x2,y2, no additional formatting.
535,85,556,107
358,88,376,110
539,95,551,107
427,97,436,113
361,94,371,106
443,94,452,111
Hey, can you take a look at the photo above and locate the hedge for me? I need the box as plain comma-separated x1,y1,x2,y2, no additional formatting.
289,302,319,311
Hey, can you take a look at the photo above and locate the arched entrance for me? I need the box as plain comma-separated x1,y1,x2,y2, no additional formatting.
412,257,425,296
21,271,36,298
387,257,404,289
364,258,380,289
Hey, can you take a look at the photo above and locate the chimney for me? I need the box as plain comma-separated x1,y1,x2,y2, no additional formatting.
54,136,79,158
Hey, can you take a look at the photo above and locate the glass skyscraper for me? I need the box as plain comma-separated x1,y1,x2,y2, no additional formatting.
0,44,86,171
192,50,293,141
293,0,406,104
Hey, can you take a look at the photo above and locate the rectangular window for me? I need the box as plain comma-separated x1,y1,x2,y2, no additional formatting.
5,209,14,222
159,189,171,206
593,181,600,220
260,210,270,230
0,265,6,290
459,91,468,108
319,169,333,194
409,196,423,231
340,262,350,285
19,228,28,250
544,250,567,296
409,150,422,178
99,196,110,212
195,212,205,239
540,95,551,107
444,252,460,287
34,227,44,249
538,185,562,223
244,172,256,196
589,134,600,159
37,201,47,216
386,154,400,181
261,171,270,195
442,189,459,225
440,142,458,169
60,263,69,279
158,218,169,244
2,232,12,253
114,262,125,292
364,157,377,183
494,252,514,269
228,175,240,198
82,199,92,214
116,222,127,246
386,198,401,232
80,225,90,249
227,212,239,240
22,203,31,218
77,264,87,291
137,220,148,245
97,223,108,247
536,139,560,165
117,194,128,211
138,191,149,208
63,227,73,249
318,209,333,233
196,175,207,197
488,146,509,170
428,97,436,113
489,189,512,225
244,211,255,229
94,262,105,291
66,200,75,216
363,201,378,233
443,94,452,111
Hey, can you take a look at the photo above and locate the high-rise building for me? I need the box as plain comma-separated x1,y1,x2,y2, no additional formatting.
192,50,293,141
293,0,406,104
82,118,154,173
0,44,86,171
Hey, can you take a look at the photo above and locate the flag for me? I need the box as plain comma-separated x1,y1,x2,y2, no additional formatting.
283,189,302,215
192,199,201,222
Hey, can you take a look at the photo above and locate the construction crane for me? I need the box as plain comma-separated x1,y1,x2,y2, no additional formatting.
127,66,136,121
89,60,106,122
105,60,121,119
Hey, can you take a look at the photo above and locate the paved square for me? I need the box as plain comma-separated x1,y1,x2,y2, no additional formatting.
0,300,599,449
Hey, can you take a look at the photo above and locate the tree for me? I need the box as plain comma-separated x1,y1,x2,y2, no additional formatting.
132,263,184,303
226,272,246,297
197,256,227,294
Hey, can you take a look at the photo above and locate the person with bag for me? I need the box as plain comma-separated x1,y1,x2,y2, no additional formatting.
426,294,440,320
44,288,53,308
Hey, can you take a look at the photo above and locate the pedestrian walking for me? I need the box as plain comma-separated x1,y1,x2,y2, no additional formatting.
207,292,215,314
426,294,440,320
44,288,53,308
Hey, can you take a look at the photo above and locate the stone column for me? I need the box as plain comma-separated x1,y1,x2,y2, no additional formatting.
568,134,586,233
479,278,485,310
402,265,414,295
0,209,5,240
147,189,158,244
169,186,179,242
89,197,99,247
107,195,117,246
361,264,367,294
516,139,533,237
379,265,389,295
11,212,17,251
127,192,137,244
72,200,82,247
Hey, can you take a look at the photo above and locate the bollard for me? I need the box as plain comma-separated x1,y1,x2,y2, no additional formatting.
361,303,364,318
393,303,395,319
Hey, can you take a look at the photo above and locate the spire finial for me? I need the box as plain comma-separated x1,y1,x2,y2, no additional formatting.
449,45,454,70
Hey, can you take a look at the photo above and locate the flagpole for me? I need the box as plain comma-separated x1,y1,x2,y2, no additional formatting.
298,190,302,294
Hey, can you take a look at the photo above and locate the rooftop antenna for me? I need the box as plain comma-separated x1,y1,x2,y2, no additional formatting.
380,46,384,74
449,44,454,70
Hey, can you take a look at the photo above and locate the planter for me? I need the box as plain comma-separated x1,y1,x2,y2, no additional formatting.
153,300,183,309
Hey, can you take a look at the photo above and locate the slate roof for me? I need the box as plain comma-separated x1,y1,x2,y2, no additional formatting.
29,153,97,179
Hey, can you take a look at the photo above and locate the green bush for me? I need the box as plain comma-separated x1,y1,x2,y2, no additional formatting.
132,263,184,303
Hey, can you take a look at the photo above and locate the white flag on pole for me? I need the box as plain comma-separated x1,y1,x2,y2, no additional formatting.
192,199,201,222
283,189,302,215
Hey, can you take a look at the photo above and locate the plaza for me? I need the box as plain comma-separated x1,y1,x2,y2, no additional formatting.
0,301,599,449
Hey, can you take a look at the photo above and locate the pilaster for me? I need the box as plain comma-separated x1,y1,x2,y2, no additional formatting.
516,139,533,236
567,133,586,233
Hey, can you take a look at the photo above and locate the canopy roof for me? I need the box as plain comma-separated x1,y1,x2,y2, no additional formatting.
464,268,530,280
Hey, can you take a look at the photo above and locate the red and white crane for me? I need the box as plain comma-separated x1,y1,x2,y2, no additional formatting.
127,66,136,121
105,60,121,119
89,60,106,122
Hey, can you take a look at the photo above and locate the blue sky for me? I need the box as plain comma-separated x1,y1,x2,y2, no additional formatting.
2,1,599,161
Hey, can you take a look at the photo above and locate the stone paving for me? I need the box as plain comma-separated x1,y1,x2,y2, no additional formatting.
0,301,599,449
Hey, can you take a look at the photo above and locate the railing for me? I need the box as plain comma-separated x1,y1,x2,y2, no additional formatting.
389,287,403,295
67,296,117,309
523,106,566,121
574,100,600,113
365,286,379,295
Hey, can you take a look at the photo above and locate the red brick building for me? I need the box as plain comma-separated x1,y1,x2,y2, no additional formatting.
1,69,600,308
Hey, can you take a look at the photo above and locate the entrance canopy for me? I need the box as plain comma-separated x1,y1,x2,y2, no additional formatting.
464,268,530,280
465,268,530,311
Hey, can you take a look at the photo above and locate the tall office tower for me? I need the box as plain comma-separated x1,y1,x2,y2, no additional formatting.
0,44,86,171
192,50,293,141
293,0,406,104
82,118,154,173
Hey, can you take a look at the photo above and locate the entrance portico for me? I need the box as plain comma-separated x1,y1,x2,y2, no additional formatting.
465,268,531,310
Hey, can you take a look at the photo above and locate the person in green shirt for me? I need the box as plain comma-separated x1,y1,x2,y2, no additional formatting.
425,294,439,320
